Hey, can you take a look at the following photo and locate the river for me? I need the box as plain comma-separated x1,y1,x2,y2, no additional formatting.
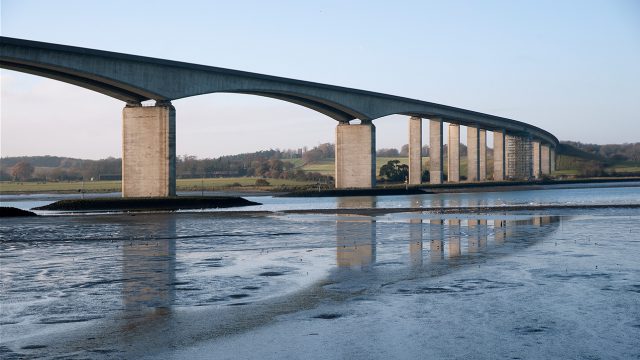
1,184,639,359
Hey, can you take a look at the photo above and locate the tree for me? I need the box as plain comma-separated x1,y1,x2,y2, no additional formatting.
302,149,323,163
379,160,409,182
11,161,34,181
399,144,409,156
255,178,270,186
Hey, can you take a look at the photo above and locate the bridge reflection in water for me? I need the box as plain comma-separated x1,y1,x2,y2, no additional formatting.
114,206,560,325
334,197,559,269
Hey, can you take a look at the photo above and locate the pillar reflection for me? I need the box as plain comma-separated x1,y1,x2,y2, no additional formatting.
494,219,506,245
408,195,425,209
409,219,423,267
121,215,176,329
478,219,488,249
336,216,376,269
448,219,461,258
337,196,377,209
431,196,445,208
429,219,444,261
467,219,480,253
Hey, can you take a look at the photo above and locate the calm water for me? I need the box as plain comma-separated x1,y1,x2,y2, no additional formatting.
2,181,640,214
1,186,639,359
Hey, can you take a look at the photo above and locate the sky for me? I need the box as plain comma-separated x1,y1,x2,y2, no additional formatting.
1,0,639,159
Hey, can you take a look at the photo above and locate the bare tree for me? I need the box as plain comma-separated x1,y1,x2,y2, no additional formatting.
11,161,34,181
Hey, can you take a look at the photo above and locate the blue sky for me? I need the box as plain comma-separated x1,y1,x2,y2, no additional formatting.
1,0,639,159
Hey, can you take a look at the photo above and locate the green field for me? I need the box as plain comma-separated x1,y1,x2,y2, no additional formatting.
299,156,491,179
0,177,317,194
299,157,417,175
0,180,122,194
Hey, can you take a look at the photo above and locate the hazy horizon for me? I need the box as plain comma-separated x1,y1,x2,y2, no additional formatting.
2,0,639,159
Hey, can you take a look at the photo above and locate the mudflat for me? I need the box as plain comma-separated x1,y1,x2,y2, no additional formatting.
31,196,261,211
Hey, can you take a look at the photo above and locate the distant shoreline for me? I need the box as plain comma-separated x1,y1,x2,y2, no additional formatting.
283,178,640,197
1,177,638,197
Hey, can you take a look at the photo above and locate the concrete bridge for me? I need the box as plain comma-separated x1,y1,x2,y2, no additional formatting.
1,37,559,197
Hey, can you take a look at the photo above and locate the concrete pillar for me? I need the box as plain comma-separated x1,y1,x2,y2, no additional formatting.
122,103,176,197
493,130,505,181
550,148,556,173
505,135,533,180
448,124,460,182
532,140,541,179
541,145,551,175
408,117,422,185
479,129,487,181
429,118,443,184
335,123,376,188
467,126,479,181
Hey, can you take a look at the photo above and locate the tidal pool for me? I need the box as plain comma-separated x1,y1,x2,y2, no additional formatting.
1,187,639,359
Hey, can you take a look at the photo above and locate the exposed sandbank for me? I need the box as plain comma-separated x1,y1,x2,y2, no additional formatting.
31,196,261,211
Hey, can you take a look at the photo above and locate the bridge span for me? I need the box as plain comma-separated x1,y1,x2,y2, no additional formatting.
1,37,558,196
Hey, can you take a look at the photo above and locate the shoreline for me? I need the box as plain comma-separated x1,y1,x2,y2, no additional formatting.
1,177,638,197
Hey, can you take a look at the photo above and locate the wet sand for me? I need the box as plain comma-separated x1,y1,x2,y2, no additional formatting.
32,196,260,211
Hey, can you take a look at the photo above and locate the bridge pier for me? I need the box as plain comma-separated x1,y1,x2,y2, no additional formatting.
122,102,176,197
467,126,480,181
335,122,376,188
532,140,542,179
429,118,444,184
448,124,460,182
479,129,487,181
550,148,556,173
408,117,422,185
493,130,505,181
505,135,533,180
541,144,551,175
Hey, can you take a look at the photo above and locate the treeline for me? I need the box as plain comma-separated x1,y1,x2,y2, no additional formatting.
377,143,473,157
0,144,334,182
0,156,121,181
561,141,640,163
556,141,640,177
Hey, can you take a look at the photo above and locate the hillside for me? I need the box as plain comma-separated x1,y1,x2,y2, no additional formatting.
555,142,640,176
